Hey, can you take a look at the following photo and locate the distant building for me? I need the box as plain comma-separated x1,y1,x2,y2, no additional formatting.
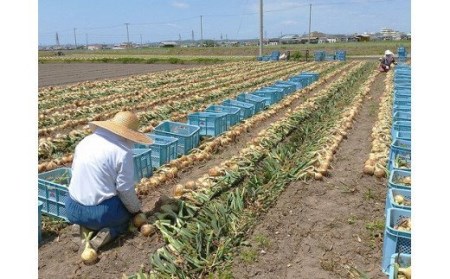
159,41,178,47
87,44,103,50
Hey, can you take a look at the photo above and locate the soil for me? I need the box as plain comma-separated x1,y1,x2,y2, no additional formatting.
38,63,201,88
38,63,389,279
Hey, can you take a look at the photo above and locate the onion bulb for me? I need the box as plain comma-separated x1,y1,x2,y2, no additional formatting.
132,213,147,228
81,232,98,265
140,224,156,237
173,184,185,196
314,172,323,180
398,266,411,279
363,165,375,175
394,195,405,205
185,180,197,190
374,167,385,178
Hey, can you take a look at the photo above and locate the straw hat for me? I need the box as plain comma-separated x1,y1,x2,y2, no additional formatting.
385,50,394,56
89,111,153,145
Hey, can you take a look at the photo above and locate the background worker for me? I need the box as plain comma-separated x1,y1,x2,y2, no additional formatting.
378,49,397,72
65,111,152,251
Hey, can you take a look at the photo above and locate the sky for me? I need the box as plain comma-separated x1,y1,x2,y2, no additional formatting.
38,0,411,46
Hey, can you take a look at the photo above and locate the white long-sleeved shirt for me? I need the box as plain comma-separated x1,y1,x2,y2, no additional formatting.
68,127,141,213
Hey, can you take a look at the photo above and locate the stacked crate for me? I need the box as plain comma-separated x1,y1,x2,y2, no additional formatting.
382,63,411,275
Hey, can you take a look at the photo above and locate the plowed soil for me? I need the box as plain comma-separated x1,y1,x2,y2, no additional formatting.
38,63,200,88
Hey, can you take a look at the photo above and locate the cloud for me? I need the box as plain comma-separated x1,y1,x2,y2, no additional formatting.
171,1,189,9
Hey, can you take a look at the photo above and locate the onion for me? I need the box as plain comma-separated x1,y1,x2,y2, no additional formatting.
208,166,223,177
173,184,185,196
140,224,156,237
185,180,197,190
133,213,147,228
314,172,323,180
374,167,385,178
363,165,375,175
394,195,405,205
81,232,98,265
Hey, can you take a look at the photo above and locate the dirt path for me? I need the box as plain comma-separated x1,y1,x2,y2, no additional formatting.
38,63,201,88
231,73,387,279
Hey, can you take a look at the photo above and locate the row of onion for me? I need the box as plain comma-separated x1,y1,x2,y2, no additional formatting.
308,68,379,180
160,62,364,198
38,63,327,172
363,69,394,177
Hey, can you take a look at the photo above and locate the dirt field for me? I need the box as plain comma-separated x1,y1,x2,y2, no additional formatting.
38,63,389,279
38,63,200,88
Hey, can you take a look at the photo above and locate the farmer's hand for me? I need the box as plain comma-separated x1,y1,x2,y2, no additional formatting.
386,66,390,70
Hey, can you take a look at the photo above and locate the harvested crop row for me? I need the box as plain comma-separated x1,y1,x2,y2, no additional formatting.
38,63,330,168
38,62,317,134
135,62,356,194
363,69,394,177
39,62,287,116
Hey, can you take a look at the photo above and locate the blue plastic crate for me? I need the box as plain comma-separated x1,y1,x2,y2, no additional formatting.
253,89,281,106
393,111,411,122
38,167,71,221
236,93,267,113
272,82,297,94
135,134,178,168
391,121,411,138
259,86,284,100
300,71,319,81
394,89,411,97
153,121,200,156
394,86,411,92
392,105,411,114
38,201,44,244
188,111,228,137
277,80,302,90
388,148,411,172
335,50,347,61
385,188,411,215
264,85,288,97
394,131,411,141
262,85,288,99
382,208,411,274
388,253,411,279
394,99,411,107
388,169,411,190
289,76,311,88
205,105,241,129
133,148,153,181
221,99,255,120
394,95,411,103
314,51,326,61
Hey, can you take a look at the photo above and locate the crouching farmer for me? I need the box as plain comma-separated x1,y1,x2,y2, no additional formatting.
65,111,152,251
378,49,397,72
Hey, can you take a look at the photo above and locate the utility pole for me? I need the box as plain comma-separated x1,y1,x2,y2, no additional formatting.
125,23,130,47
192,30,194,42
73,28,77,48
308,4,312,45
85,33,88,48
200,15,203,47
259,0,263,56
140,34,143,46
55,32,60,47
